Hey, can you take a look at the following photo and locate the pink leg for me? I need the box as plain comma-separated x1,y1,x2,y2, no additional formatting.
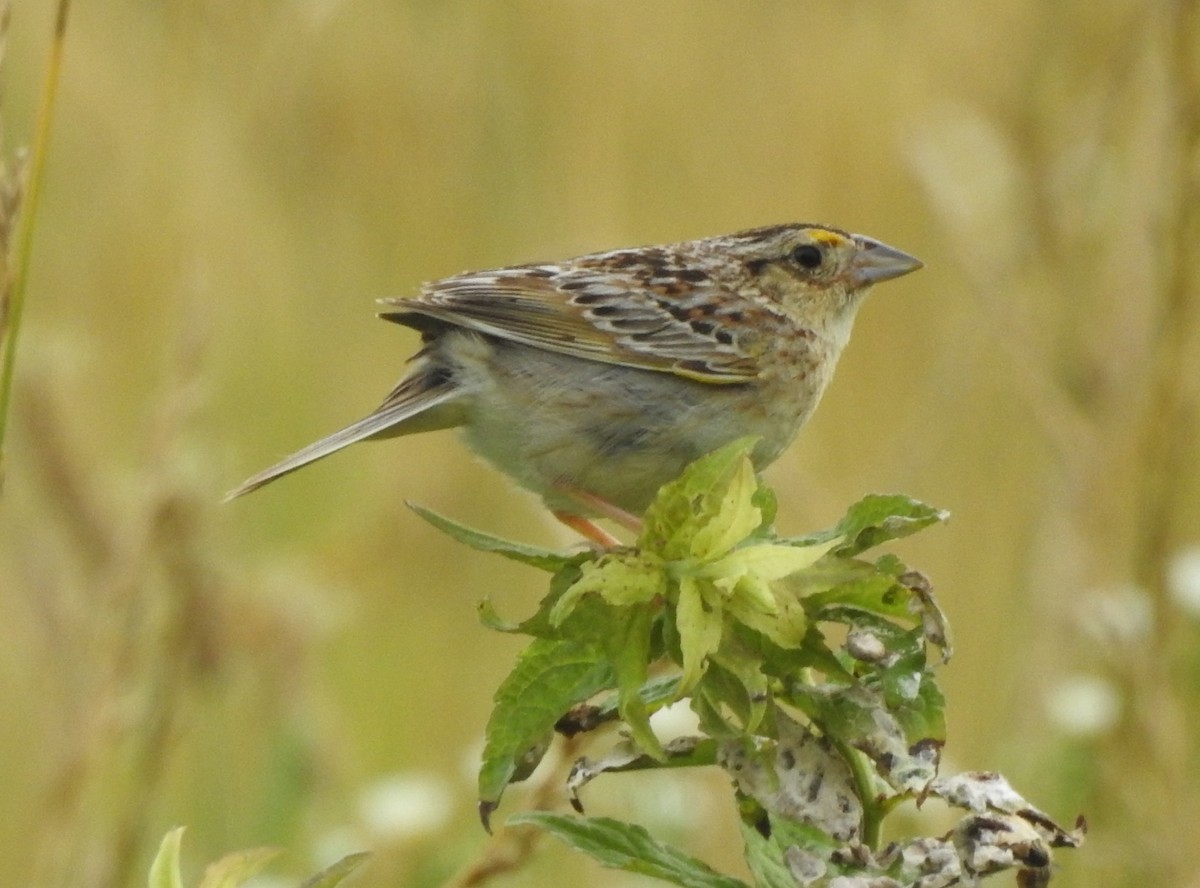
555,487,644,534
551,511,622,548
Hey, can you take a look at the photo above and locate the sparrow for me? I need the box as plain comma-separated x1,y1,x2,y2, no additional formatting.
227,223,922,545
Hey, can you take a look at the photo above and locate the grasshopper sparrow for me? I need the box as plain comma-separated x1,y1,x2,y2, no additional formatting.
228,223,922,544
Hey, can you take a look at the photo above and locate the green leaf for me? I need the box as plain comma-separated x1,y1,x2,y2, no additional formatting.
552,550,667,625
802,572,914,622
510,813,751,888
877,638,929,703
886,663,947,745
696,654,766,733
706,538,838,651
477,595,524,633
704,539,837,586
478,638,616,809
769,816,845,860
733,621,852,686
298,852,372,888
605,604,664,759
676,577,724,693
590,674,682,723
726,585,807,651
479,563,590,638
750,482,778,538
198,847,281,888
148,828,186,888
737,816,835,888
641,438,760,560
409,502,577,572
687,456,761,560
788,494,947,557
737,818,798,888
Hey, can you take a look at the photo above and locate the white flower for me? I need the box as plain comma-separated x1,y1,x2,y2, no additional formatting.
1167,546,1200,617
358,772,454,840
1044,674,1121,737
1077,584,1154,645
649,699,700,742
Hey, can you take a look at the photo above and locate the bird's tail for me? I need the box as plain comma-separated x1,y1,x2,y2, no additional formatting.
224,372,461,501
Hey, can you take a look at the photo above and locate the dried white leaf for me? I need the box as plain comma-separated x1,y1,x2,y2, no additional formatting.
719,712,861,842
784,846,827,886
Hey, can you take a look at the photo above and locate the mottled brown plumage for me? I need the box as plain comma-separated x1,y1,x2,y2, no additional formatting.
228,223,922,541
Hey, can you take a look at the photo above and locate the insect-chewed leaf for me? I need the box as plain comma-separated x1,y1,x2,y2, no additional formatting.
641,438,762,560
802,572,914,622
687,458,762,560
552,551,667,625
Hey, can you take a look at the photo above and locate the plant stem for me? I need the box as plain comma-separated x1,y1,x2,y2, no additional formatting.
834,738,885,850
0,0,71,488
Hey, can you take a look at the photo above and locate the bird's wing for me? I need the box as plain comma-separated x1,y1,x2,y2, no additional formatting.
378,256,773,383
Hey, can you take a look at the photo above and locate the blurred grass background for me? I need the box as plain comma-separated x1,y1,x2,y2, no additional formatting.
1,1,1198,886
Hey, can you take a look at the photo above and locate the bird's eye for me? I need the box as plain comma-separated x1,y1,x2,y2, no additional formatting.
791,244,823,270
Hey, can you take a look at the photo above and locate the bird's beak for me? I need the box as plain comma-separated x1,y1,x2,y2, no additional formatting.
849,235,923,286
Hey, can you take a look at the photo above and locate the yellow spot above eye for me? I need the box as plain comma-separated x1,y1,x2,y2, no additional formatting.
807,229,848,248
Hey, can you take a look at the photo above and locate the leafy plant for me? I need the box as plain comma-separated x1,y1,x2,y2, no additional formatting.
146,828,369,888
418,438,1084,887
152,438,1084,887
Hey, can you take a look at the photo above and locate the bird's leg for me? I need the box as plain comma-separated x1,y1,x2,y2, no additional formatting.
551,487,644,548
551,511,623,549
556,487,644,534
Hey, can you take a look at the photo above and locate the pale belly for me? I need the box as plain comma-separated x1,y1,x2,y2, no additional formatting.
437,334,828,514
